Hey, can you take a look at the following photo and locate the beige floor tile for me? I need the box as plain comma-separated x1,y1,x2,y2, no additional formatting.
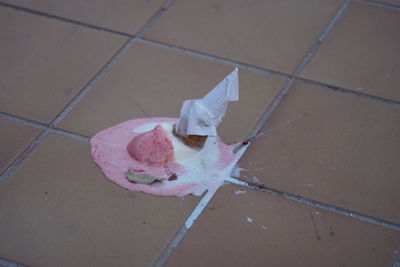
0,8,127,123
0,134,199,267
237,82,400,224
144,0,343,74
59,42,285,143
2,0,165,34
167,184,400,267
0,118,41,174
301,2,400,102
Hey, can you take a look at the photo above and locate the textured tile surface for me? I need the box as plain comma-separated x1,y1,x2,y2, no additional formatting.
1,0,165,34
144,0,343,73
0,118,41,174
301,2,400,101
0,8,127,123
237,82,400,224
0,134,199,267
167,184,400,267
59,42,285,143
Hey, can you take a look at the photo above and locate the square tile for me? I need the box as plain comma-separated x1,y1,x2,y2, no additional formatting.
144,0,344,73
167,184,400,266
0,118,41,174
59,42,286,143
301,2,400,102
237,82,400,224
0,7,127,123
2,0,165,34
0,134,199,267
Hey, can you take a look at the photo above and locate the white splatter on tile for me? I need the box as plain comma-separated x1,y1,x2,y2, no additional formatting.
247,217,253,223
261,226,268,230
231,165,245,177
234,190,247,195
251,176,260,183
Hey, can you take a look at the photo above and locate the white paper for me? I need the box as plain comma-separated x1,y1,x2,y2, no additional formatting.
176,68,239,136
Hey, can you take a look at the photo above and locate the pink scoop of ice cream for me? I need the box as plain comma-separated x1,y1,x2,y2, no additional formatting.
127,125,174,166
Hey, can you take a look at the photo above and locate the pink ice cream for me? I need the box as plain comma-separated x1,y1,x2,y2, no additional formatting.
90,118,241,197
127,125,174,166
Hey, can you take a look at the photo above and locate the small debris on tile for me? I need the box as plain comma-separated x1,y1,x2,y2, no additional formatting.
247,217,253,223
125,170,162,184
234,190,247,195
231,165,245,177
251,176,260,183
261,226,268,230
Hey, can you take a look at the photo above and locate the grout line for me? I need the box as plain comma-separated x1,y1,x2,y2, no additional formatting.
393,255,400,267
297,78,400,108
153,225,188,267
0,0,173,182
153,189,217,267
3,1,397,112
48,128,90,142
0,112,89,142
154,1,353,263
0,1,134,38
0,257,26,267
292,0,351,77
355,0,400,11
0,112,47,131
50,0,174,128
0,130,49,183
49,38,134,127
226,177,400,232
242,0,351,147
138,38,291,79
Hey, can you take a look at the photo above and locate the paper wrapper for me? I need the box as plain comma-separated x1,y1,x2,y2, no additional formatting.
175,68,239,138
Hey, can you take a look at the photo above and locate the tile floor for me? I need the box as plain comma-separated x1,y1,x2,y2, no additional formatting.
0,0,399,266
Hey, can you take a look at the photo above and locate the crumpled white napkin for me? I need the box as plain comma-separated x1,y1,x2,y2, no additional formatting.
175,68,239,136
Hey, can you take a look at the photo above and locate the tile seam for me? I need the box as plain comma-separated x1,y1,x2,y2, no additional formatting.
355,0,400,10
0,1,134,37
2,1,396,109
138,38,291,79
226,177,400,232
0,0,173,182
393,255,400,267
0,130,49,183
297,78,400,108
0,112,90,142
0,257,26,267
153,189,217,267
245,0,351,143
153,1,352,264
